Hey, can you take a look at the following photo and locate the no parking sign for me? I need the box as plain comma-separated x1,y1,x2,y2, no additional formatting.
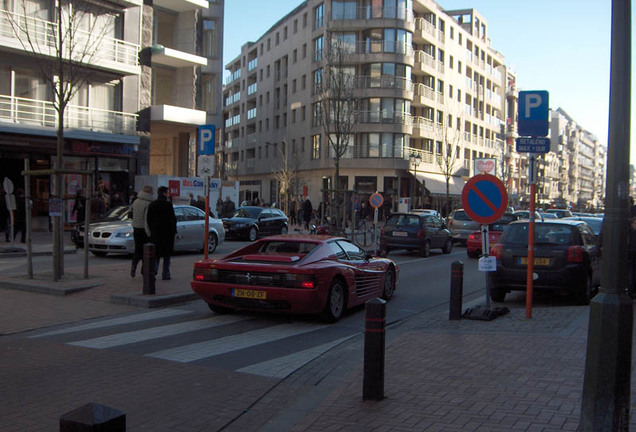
461,174,508,224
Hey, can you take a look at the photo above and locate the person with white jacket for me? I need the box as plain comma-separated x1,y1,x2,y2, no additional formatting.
129,185,153,277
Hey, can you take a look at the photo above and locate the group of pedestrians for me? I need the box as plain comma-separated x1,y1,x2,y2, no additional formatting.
130,185,177,281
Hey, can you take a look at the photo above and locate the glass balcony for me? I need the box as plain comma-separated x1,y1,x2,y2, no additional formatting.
0,10,140,75
0,95,138,135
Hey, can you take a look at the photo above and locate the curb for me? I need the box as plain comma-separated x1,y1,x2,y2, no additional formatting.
0,248,78,258
0,279,102,296
110,292,199,308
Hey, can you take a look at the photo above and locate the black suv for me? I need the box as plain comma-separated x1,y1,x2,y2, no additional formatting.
488,219,600,304
223,206,288,241
380,213,453,257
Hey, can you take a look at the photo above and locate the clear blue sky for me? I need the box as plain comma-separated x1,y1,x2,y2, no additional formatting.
223,1,634,165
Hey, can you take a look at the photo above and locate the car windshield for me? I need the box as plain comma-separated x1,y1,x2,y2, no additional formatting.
233,207,261,218
489,214,517,231
386,214,420,228
451,210,471,221
257,241,318,255
106,206,129,219
502,223,576,246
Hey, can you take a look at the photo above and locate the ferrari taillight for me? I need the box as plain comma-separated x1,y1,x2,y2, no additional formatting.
192,267,218,282
285,273,316,289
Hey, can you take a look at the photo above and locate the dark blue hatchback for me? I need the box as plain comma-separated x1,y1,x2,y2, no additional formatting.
380,213,453,257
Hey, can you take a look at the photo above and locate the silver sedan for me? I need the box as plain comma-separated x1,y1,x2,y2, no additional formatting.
87,205,225,257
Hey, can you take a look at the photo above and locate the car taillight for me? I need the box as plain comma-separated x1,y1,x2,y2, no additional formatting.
567,246,584,262
468,232,479,241
285,273,316,289
490,243,503,259
448,219,454,227
193,267,218,282
416,229,424,238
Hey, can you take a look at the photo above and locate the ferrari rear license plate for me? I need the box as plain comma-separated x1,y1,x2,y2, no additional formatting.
392,231,407,237
519,257,550,266
232,289,266,299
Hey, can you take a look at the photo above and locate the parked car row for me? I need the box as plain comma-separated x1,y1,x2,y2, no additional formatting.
80,205,225,257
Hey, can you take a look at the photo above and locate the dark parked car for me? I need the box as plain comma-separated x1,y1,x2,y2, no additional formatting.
380,212,453,257
466,213,519,258
223,206,288,241
488,219,600,305
545,209,573,218
563,216,603,238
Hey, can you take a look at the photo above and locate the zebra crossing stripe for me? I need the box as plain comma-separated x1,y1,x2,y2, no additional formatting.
31,309,193,338
147,322,327,363
236,336,354,378
68,314,246,349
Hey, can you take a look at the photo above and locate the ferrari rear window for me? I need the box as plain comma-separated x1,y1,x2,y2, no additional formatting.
257,241,318,255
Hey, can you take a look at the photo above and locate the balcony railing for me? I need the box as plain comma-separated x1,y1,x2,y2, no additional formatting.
247,57,258,71
0,95,138,135
225,69,241,85
354,75,412,91
0,10,140,72
357,110,411,125
332,6,413,22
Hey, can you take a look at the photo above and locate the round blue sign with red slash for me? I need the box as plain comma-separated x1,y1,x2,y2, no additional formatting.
369,192,384,209
461,174,508,224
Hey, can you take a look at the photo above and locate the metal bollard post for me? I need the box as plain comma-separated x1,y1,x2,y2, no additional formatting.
60,402,125,431
363,297,386,401
142,243,156,295
449,260,464,320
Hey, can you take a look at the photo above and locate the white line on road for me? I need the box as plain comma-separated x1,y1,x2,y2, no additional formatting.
236,336,354,378
147,322,327,363
31,309,194,338
68,314,246,349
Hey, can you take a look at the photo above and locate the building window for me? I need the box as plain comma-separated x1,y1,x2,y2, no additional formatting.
201,73,218,113
314,3,324,29
314,36,323,62
312,134,321,159
312,68,322,94
293,19,298,33
331,0,356,19
312,103,322,127
303,12,307,28
203,19,218,57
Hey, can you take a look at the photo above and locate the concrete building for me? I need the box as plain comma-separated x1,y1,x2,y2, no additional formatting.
140,0,224,178
0,0,144,216
221,0,512,215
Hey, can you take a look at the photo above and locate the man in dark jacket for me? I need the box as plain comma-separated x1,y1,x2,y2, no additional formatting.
147,186,177,280
302,197,313,230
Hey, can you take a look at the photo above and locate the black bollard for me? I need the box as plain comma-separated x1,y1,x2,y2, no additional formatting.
449,260,464,320
142,243,156,295
363,297,386,401
60,402,125,432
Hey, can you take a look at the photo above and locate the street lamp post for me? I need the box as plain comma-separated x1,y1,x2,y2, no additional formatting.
409,152,422,209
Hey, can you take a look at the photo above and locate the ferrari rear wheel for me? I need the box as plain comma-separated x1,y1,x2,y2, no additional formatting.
382,268,395,300
322,279,346,323
207,302,232,314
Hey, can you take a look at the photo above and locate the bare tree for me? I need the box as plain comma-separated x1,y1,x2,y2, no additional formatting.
435,111,462,216
315,36,357,228
269,140,304,215
4,1,119,280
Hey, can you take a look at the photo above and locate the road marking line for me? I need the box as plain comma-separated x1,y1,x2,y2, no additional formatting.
147,322,327,363
31,309,193,338
68,314,246,349
236,336,354,378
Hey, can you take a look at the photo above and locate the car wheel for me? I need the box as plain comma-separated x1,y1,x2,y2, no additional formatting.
382,268,395,301
442,238,453,254
322,279,346,323
207,302,232,314
281,225,288,235
206,232,218,254
575,275,593,305
420,241,431,258
489,284,506,302
466,250,479,259
91,251,108,257
247,227,258,242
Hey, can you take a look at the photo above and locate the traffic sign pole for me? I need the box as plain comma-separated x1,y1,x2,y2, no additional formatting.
482,224,491,307
526,169,537,319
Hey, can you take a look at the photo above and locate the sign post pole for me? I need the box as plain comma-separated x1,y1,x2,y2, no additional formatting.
526,158,537,319
481,224,491,307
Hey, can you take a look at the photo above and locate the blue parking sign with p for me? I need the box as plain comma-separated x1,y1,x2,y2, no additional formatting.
198,125,215,155
518,91,549,137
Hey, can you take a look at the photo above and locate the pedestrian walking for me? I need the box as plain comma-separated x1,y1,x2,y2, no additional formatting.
12,188,26,243
0,186,9,241
129,185,153,278
222,195,236,218
71,189,86,225
216,197,224,218
289,197,297,226
91,193,106,220
302,197,313,230
147,186,177,280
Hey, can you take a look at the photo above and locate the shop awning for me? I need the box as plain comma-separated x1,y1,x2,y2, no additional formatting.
415,172,465,196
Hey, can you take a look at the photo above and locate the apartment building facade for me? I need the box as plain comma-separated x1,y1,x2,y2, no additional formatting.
142,0,224,178
221,0,511,214
0,0,225,218
0,0,144,215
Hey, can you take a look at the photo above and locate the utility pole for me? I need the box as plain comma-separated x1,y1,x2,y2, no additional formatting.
579,0,632,430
